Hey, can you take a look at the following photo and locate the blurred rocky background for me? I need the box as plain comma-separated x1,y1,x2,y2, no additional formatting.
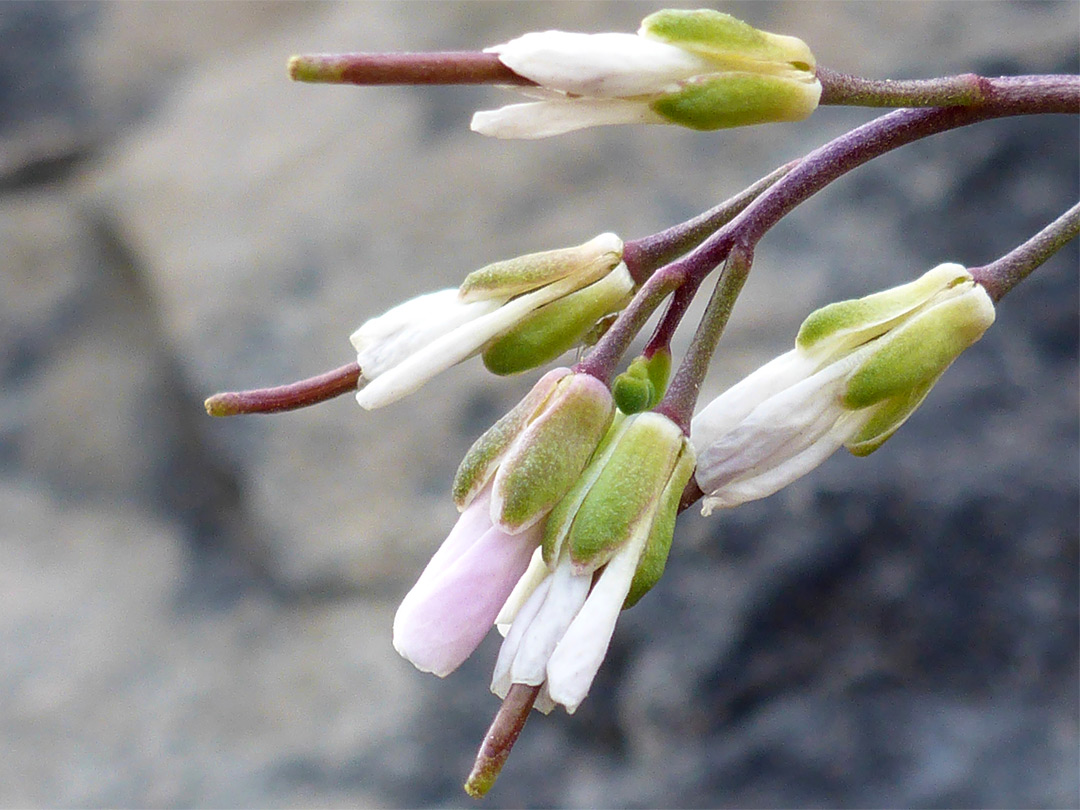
1,2,1076,807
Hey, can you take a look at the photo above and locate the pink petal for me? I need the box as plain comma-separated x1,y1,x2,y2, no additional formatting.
393,521,541,677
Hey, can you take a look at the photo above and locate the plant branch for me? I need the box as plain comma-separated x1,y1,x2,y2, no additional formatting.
673,75,1079,287
204,362,361,416
816,66,988,107
970,202,1080,301
622,160,798,282
576,267,684,386
655,245,753,433
464,683,539,799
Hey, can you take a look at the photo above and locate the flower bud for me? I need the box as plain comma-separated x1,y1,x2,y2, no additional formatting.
352,233,625,409
454,368,615,534
543,411,694,574
612,350,671,414
691,264,996,515
472,9,819,139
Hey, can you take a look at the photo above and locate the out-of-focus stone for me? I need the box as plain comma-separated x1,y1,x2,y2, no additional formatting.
0,479,414,807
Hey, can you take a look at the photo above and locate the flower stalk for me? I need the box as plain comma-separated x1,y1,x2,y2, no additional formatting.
464,683,540,798
204,361,361,416
655,244,753,433
287,51,530,86
969,202,1080,302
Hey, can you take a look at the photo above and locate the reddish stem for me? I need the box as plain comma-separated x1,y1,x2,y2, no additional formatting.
288,52,534,86
204,362,361,416
464,683,540,798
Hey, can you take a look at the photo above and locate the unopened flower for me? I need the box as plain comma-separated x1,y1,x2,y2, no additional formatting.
393,367,614,676
491,410,695,713
472,9,820,139
691,263,996,515
454,367,615,533
351,233,629,408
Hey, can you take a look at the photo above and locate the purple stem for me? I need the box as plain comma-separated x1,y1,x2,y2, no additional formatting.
622,160,798,283
970,202,1080,301
655,245,753,433
204,362,361,416
576,268,683,385
673,75,1079,290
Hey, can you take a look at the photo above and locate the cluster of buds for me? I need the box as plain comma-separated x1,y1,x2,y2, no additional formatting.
200,3,1080,798
392,359,695,717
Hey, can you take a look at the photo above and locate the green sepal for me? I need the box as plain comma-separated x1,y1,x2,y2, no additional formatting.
482,266,633,376
844,380,935,457
458,233,623,303
451,368,567,508
623,439,695,608
459,250,579,303
542,412,630,567
797,263,970,357
566,413,682,572
493,377,614,531
640,9,815,72
842,285,994,410
649,72,820,131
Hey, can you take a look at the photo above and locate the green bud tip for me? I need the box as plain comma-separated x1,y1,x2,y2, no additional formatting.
287,54,344,84
204,393,240,417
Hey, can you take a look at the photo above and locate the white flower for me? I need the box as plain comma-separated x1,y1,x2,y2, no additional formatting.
472,9,820,139
691,264,996,515
350,232,625,409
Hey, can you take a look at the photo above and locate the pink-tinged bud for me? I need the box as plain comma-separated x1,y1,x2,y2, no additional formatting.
393,488,541,677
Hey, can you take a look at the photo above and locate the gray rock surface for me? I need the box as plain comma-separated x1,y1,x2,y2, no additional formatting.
1,2,1076,807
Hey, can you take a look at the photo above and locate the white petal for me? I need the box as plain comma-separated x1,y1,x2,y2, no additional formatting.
690,349,817,444
491,573,552,700
693,345,881,511
509,558,591,687
357,267,600,408
495,546,550,636
472,98,668,139
699,417,854,513
350,289,499,379
693,362,849,493
487,31,712,97
545,524,648,713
